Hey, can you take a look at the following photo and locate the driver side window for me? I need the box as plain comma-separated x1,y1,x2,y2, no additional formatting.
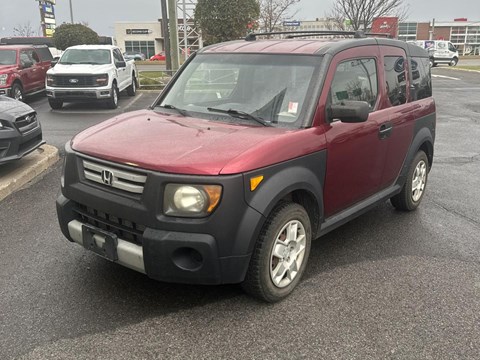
330,58,378,111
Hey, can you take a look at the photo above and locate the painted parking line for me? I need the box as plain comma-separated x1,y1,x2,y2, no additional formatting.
432,74,461,80
122,93,144,111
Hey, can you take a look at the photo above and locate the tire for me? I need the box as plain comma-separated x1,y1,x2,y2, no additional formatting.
11,83,24,102
242,201,312,302
391,150,429,211
127,76,136,96
429,58,434,68
48,99,63,110
106,83,119,109
449,57,458,67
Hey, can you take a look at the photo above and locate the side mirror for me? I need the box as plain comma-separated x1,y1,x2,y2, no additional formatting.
329,101,370,123
51,59,58,68
116,61,126,68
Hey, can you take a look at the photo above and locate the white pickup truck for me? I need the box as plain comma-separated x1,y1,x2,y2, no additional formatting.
46,45,138,109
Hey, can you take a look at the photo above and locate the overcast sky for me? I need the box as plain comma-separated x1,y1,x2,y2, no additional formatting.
1,0,480,38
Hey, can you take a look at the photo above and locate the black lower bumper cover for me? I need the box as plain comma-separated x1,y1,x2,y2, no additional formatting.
57,195,251,285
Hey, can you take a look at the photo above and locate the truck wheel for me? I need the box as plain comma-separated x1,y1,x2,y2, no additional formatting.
127,76,136,96
48,99,63,110
391,150,429,211
11,83,24,102
449,58,458,67
242,201,311,302
106,83,119,109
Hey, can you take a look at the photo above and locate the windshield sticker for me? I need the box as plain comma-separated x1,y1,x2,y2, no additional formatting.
288,102,298,114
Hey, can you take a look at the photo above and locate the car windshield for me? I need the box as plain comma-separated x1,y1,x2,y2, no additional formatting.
157,53,321,128
59,49,111,65
0,50,17,65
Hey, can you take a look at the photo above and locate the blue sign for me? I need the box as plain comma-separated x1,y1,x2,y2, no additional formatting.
283,21,301,27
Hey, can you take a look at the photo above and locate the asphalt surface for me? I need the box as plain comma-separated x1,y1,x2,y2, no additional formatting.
1,69,480,359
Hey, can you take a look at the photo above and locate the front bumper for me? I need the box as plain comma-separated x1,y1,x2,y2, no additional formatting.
46,86,112,101
0,86,12,97
56,145,266,285
0,120,45,164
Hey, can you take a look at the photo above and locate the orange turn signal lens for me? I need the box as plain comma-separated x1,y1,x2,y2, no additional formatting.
250,175,264,192
204,185,222,213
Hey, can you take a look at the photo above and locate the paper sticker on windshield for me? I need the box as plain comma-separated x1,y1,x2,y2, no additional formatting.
288,102,298,114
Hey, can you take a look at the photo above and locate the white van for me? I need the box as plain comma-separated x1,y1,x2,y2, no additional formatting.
408,40,459,67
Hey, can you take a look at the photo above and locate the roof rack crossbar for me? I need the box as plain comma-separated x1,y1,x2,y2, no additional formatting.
245,30,367,41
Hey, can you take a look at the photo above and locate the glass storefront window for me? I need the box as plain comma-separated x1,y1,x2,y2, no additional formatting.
125,41,156,58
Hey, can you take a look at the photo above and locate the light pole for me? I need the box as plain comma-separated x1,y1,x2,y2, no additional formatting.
69,0,74,23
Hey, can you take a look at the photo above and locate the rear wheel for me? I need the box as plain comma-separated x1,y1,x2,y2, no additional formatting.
48,99,63,110
106,83,119,109
242,202,311,302
127,76,136,96
11,83,24,102
391,150,429,211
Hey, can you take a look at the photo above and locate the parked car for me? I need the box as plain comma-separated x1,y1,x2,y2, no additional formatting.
408,40,459,67
45,45,138,110
57,31,436,302
149,52,166,61
0,45,52,101
123,51,146,61
0,96,45,164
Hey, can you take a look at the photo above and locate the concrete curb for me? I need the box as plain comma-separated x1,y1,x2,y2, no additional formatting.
0,144,60,202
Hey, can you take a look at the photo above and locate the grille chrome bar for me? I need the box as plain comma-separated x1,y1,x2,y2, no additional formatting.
82,159,147,194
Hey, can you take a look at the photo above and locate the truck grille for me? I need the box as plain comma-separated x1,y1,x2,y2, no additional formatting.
15,112,38,134
73,203,146,245
82,159,147,195
52,75,98,87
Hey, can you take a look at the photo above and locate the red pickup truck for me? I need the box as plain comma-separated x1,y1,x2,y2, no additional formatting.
0,45,52,101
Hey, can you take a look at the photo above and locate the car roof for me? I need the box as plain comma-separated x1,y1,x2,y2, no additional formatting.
199,37,429,58
0,44,36,50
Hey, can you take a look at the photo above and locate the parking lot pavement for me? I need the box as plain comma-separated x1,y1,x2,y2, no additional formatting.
1,72,480,359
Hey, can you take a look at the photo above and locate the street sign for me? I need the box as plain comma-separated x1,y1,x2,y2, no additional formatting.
283,21,301,27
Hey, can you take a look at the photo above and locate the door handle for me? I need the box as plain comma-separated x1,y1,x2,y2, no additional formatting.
379,122,393,139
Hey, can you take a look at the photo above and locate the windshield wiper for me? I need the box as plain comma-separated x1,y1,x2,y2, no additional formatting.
157,104,188,116
207,107,271,127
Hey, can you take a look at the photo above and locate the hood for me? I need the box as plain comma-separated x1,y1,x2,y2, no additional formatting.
0,96,35,120
71,110,316,175
49,63,112,75
0,64,18,74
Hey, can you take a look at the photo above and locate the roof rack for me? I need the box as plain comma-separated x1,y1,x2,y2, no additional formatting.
245,30,392,41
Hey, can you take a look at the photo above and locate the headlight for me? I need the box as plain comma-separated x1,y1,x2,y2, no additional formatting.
95,74,109,87
0,74,8,86
46,74,55,86
164,184,222,217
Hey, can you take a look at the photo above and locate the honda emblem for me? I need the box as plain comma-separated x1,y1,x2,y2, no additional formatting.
101,170,114,186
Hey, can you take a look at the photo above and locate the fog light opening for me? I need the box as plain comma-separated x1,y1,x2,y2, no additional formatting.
172,247,203,271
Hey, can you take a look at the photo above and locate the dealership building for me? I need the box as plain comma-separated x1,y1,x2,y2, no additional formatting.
114,20,201,58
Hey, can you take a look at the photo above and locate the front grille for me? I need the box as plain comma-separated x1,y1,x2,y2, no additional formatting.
82,159,147,194
73,203,146,245
15,112,38,134
52,75,98,87
55,91,97,98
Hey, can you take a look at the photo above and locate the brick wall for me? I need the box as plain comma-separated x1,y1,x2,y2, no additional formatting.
417,23,452,40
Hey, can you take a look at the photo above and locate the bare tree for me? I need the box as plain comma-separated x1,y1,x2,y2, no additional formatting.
259,0,301,33
13,22,37,37
328,0,408,32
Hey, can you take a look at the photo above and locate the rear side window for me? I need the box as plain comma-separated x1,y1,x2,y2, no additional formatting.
330,58,378,110
384,56,407,106
410,57,432,100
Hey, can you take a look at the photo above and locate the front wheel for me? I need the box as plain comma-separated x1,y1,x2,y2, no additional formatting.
449,58,458,66
48,99,63,110
391,150,429,211
11,83,24,102
106,83,119,109
242,202,312,302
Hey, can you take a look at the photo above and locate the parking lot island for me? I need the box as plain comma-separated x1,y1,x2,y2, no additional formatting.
0,144,59,201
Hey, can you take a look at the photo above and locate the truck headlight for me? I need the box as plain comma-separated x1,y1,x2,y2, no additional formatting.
95,74,109,87
0,74,8,86
164,184,222,217
46,74,55,86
